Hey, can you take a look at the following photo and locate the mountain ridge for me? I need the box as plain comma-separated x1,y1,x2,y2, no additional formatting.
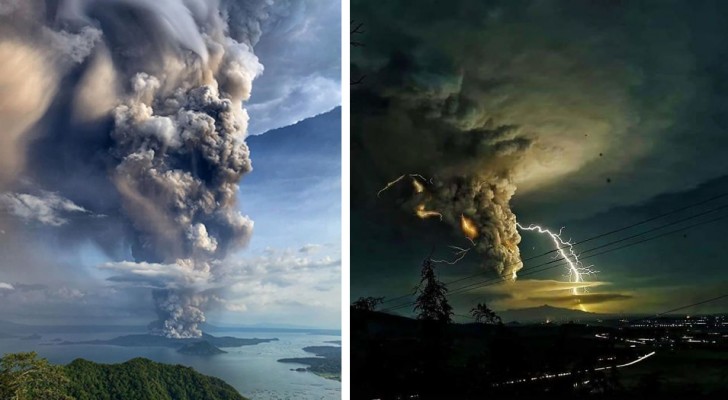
496,304,607,323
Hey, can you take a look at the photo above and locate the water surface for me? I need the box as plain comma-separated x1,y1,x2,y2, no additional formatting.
0,329,341,400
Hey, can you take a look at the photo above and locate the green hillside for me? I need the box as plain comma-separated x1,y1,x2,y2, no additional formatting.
64,358,247,400
0,352,247,400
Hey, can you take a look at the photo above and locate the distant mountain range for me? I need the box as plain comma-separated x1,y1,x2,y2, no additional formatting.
0,319,340,336
248,106,340,151
245,106,341,186
59,333,277,349
376,304,609,325
201,322,341,336
0,319,146,335
496,305,608,323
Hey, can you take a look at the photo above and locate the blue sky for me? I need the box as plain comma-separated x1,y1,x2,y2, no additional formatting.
212,108,342,328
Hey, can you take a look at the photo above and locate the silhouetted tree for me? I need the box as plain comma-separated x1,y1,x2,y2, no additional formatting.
352,296,384,311
471,302,502,325
414,257,452,323
412,256,453,399
350,21,366,85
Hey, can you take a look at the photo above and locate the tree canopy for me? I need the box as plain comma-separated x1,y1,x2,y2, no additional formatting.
0,352,73,400
352,296,384,311
0,353,248,400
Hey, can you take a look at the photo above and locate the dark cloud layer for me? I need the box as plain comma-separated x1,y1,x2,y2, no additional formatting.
528,293,633,306
352,0,728,314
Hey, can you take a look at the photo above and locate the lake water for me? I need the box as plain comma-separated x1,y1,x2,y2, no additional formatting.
0,329,341,400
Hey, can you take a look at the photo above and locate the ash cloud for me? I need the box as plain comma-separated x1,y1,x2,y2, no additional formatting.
352,0,701,280
0,0,293,338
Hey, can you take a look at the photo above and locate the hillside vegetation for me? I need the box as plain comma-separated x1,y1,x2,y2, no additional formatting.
0,352,247,400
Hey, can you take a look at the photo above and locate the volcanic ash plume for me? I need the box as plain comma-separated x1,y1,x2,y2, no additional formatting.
376,124,529,278
427,177,523,279
0,0,279,338
403,127,528,279
100,0,265,338
354,1,668,281
150,289,208,338
111,71,256,264
112,71,256,337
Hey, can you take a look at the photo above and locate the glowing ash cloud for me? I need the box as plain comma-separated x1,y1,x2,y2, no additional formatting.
379,173,523,278
355,0,700,284
415,204,443,221
460,214,479,241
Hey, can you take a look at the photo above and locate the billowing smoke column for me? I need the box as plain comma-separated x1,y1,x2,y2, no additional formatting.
112,70,256,337
104,0,265,337
0,0,279,337
380,124,531,279
427,177,522,279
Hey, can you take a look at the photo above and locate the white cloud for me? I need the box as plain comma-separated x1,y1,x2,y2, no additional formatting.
298,244,322,254
96,246,340,326
214,247,341,313
0,190,90,226
248,77,341,135
247,0,341,134
0,283,87,303
99,260,211,289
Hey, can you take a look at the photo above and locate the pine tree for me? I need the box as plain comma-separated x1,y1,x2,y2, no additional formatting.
414,257,452,323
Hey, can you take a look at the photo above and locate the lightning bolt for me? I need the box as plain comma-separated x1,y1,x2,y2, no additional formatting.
431,245,472,265
376,173,474,265
516,223,597,296
377,174,431,198
377,174,407,198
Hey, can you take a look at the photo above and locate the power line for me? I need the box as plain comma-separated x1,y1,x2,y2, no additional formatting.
386,213,728,311
451,293,728,325
379,194,728,306
382,212,728,312
382,208,728,311
628,293,728,324
522,192,728,259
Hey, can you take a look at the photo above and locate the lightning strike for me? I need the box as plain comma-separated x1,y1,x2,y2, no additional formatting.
377,173,431,198
431,245,472,265
516,223,597,295
377,174,407,198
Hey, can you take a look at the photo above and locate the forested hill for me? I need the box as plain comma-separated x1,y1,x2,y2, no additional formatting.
64,358,247,400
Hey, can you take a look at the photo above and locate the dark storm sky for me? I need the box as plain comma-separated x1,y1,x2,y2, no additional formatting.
351,0,728,315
